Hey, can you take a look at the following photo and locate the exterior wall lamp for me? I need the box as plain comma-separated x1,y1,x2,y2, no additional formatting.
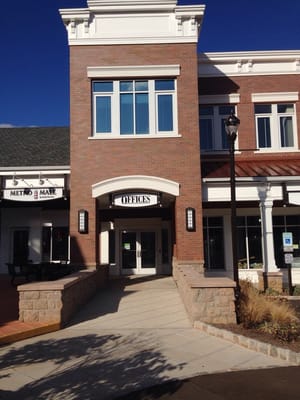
225,112,240,321
78,209,88,234
186,207,196,232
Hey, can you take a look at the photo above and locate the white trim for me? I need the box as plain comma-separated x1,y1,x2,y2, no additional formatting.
198,50,300,77
199,94,240,104
252,92,299,103
87,65,180,78
88,133,181,139
92,175,180,198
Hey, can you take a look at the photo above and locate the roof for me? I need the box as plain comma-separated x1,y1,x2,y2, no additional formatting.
0,127,70,168
202,159,300,179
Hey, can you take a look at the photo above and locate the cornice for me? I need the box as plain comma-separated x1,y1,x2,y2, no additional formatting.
198,50,300,77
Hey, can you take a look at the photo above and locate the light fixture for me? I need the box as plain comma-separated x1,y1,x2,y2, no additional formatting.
225,112,240,141
78,209,88,234
12,174,18,186
39,172,44,185
186,207,196,232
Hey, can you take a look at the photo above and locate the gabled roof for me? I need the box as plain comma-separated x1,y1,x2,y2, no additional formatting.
0,127,70,168
202,159,300,179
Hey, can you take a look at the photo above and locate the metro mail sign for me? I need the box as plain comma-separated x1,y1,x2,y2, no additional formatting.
3,187,64,202
112,193,159,208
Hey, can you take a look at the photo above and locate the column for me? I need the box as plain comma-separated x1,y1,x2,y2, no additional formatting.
259,197,282,292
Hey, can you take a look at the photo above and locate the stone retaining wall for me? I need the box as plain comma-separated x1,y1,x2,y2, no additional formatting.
18,266,108,326
173,263,237,324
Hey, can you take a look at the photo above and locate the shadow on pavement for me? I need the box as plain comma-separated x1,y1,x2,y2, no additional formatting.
117,366,300,400
0,332,186,399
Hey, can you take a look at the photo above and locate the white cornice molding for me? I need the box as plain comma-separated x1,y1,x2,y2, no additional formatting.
251,92,299,103
60,1,205,46
87,64,180,78
198,50,300,77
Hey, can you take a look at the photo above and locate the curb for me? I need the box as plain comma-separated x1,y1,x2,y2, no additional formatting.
194,321,300,366
0,322,61,346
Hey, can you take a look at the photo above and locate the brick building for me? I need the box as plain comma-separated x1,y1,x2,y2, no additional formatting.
1,0,300,293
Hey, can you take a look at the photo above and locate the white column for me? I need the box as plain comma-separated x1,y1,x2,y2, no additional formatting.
259,198,278,273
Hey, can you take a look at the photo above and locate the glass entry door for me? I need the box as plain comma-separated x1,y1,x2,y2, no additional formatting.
121,230,156,274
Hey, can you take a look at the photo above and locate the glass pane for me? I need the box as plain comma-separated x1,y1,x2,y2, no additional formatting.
199,106,213,116
200,119,213,150
219,105,232,115
141,232,156,268
237,226,247,269
248,227,263,269
155,79,174,91
13,230,29,264
208,227,225,269
122,232,136,269
272,216,284,226
273,227,285,268
255,104,271,114
280,116,294,147
257,117,271,147
52,227,69,261
136,93,149,134
96,96,111,133
120,93,134,134
135,81,148,91
93,81,113,92
120,81,133,91
246,216,261,226
158,94,173,131
286,215,300,225
221,118,229,149
278,104,294,113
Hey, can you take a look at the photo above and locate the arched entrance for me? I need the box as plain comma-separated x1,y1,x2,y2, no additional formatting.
92,175,179,275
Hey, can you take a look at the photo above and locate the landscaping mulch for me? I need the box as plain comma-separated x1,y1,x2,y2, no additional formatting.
217,323,300,353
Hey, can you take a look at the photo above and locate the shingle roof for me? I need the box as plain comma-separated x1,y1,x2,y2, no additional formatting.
202,159,300,179
0,127,70,168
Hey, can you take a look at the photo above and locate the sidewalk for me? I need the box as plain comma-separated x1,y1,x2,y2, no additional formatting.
0,275,59,345
0,275,295,399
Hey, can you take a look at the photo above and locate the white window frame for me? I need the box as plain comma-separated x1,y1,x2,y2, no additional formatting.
199,104,238,152
254,103,298,152
92,78,178,138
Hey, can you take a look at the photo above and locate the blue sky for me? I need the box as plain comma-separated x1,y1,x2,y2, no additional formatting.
1,0,300,127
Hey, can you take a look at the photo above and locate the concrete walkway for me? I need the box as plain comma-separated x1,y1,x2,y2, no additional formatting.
0,276,294,399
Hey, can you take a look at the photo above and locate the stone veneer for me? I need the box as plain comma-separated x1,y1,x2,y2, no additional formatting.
173,263,237,324
257,271,283,293
18,267,108,326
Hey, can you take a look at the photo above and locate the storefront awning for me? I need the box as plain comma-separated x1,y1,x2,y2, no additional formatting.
202,159,300,179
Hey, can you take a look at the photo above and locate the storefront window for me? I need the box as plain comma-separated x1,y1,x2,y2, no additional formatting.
203,217,225,269
273,215,300,268
237,216,263,269
42,226,69,262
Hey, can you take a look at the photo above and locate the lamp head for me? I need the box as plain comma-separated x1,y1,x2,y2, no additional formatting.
225,112,240,141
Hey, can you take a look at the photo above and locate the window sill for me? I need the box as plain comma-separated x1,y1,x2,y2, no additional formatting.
88,133,182,140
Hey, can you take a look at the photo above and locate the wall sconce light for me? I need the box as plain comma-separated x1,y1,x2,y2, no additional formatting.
39,172,44,185
12,174,18,186
78,209,88,234
186,207,196,232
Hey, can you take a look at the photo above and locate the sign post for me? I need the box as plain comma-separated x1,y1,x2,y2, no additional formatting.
282,232,293,295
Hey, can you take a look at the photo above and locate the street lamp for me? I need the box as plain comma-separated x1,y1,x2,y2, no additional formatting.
225,112,240,320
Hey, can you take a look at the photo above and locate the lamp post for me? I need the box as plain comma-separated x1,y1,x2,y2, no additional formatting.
225,112,240,320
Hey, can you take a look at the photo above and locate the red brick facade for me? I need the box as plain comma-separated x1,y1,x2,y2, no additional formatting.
69,43,204,268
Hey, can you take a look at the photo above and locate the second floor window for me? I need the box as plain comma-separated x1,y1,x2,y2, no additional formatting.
199,105,234,152
255,103,296,150
92,79,177,137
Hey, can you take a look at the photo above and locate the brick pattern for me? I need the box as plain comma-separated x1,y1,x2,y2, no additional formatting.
18,267,108,325
199,74,300,162
69,43,204,266
173,263,237,324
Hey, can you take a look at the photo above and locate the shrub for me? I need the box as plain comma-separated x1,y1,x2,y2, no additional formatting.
239,280,300,342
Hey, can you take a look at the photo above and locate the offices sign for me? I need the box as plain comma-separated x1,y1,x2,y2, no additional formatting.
112,193,159,208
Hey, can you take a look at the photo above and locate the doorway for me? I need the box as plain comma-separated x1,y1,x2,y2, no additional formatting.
121,230,156,274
